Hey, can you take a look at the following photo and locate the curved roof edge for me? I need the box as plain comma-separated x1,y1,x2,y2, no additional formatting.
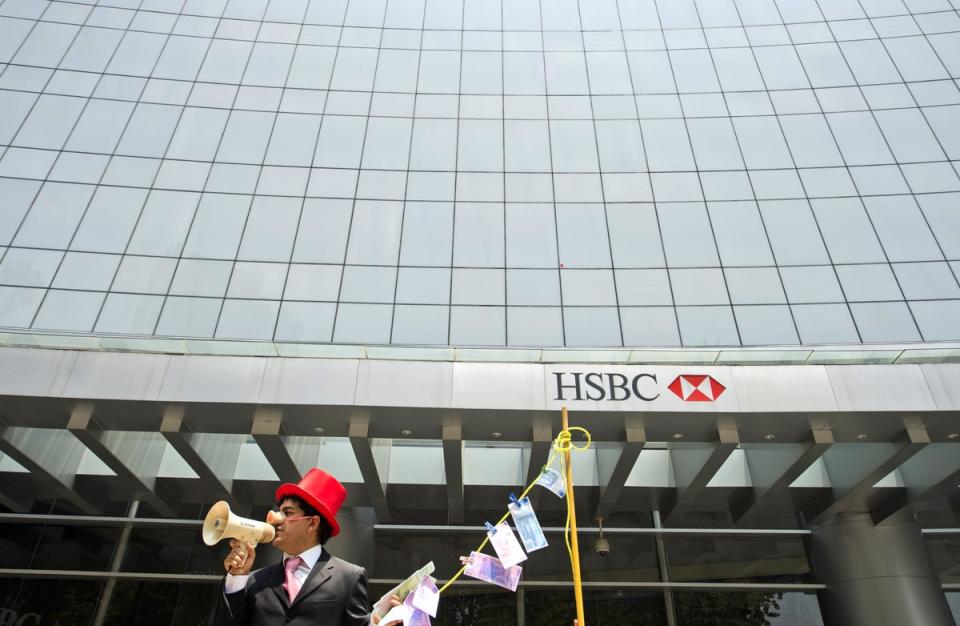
1,330,959,366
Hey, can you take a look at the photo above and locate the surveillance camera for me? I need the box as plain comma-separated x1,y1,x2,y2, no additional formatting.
595,536,610,557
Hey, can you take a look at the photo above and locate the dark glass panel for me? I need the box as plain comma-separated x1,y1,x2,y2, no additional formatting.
673,591,823,626
0,578,102,626
0,524,44,568
925,536,960,583
525,588,666,625
121,528,225,575
664,536,812,584
104,581,219,626
30,526,120,571
373,531,659,583
438,588,517,625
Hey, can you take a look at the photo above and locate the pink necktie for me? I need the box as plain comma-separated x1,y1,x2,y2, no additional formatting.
283,556,304,602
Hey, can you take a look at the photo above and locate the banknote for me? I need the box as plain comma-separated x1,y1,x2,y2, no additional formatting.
463,551,523,592
406,609,431,626
373,562,435,619
536,467,566,498
487,521,527,568
379,604,411,625
509,496,548,553
409,576,439,618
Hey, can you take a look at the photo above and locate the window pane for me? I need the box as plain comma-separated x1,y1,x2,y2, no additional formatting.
33,289,104,331
561,269,616,305
315,116,367,168
52,252,119,291
864,196,943,262
238,197,301,262
556,204,613,268
13,183,94,249
708,201,775,266
66,99,136,153
792,303,859,343
506,203,558,267
677,306,740,346
0,248,62,287
346,201,404,265
156,297,221,337
564,307,621,346
658,203,720,267
127,191,198,257
674,591,823,626
14,95,86,150
216,110,275,164
811,198,885,264
851,302,922,342
95,293,164,334
216,299,280,339
454,203,505,267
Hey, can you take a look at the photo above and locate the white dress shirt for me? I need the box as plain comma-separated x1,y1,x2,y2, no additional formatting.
224,543,324,594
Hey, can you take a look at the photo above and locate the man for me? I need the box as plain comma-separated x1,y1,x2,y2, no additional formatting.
213,467,399,625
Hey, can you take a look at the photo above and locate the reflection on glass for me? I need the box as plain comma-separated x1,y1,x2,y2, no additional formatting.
121,528,231,576
525,589,666,626
665,537,812,584
924,536,960,584
374,532,659,583
105,581,219,626
0,579,102,626
28,525,120,571
674,591,823,626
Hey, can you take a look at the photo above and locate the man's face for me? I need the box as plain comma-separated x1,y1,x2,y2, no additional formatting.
273,498,320,555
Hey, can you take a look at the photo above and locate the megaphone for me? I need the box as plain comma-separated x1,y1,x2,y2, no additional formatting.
202,501,277,558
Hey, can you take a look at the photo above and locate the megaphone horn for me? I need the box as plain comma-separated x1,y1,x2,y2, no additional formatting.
203,501,276,558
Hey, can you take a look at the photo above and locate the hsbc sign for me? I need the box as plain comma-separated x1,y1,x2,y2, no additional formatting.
551,369,731,406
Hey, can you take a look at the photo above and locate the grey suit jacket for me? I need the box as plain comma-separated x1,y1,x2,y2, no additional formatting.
212,551,371,626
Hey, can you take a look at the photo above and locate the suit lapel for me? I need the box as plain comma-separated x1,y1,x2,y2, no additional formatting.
269,561,291,609
291,550,334,609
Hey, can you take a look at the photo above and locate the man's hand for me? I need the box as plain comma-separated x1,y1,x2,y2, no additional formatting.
224,540,256,575
370,594,403,625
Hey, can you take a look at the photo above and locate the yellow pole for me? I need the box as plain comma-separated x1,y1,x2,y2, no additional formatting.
562,406,586,626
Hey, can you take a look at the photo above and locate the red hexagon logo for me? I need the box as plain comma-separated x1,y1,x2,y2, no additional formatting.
667,375,726,402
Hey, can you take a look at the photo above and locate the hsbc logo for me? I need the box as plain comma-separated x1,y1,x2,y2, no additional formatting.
667,375,726,402
553,371,727,403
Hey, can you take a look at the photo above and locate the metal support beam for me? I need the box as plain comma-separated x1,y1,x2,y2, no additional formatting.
251,407,300,484
67,402,176,517
442,420,463,524
732,430,834,523
0,422,104,514
652,511,678,626
594,416,645,519
159,405,241,508
348,414,391,523
663,427,739,524
805,424,930,526
525,415,554,510
92,501,139,626
869,441,960,524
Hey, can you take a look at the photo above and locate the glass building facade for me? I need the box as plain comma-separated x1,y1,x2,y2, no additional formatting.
1,0,960,624
0,0,959,347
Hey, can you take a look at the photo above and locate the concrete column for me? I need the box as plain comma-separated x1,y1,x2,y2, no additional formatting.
809,512,952,626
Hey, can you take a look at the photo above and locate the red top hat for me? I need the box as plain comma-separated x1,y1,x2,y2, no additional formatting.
275,468,346,539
